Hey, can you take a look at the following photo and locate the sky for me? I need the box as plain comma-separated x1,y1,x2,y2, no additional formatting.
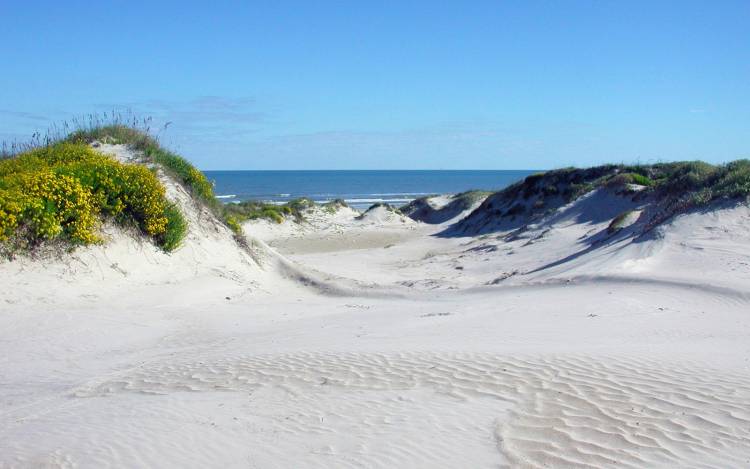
0,1,748,170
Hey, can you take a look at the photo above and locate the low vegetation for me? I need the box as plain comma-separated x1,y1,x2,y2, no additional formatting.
322,198,348,214
0,141,186,254
652,160,750,204
221,198,353,233
221,198,318,231
453,190,493,208
1,115,360,254
456,159,750,235
0,114,224,255
6,113,747,252
489,161,750,218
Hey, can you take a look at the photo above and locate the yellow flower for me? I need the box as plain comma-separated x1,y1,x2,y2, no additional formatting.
0,141,184,250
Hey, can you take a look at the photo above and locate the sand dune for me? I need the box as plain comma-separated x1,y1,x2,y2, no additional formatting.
2,145,750,468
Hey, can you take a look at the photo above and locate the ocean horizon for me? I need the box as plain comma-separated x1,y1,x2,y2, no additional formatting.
205,169,539,210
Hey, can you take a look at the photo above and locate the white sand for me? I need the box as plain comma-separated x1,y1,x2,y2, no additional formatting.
1,146,750,468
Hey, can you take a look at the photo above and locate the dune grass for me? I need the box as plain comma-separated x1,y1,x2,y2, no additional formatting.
506,160,750,207
651,160,750,204
453,190,493,207
222,198,317,231
322,198,348,214
463,160,750,229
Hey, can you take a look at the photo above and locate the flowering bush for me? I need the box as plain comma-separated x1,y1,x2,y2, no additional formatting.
68,125,216,206
0,142,186,252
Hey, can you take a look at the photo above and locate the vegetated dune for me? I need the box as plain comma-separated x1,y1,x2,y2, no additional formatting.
401,190,491,224
1,142,389,305
356,202,415,224
452,162,750,237
451,188,750,290
387,162,749,290
281,163,750,294
0,142,273,307
3,142,750,468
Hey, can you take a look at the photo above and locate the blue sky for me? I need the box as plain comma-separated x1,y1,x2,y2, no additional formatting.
1,1,748,169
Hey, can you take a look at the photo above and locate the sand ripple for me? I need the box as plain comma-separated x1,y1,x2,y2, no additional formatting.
70,352,750,468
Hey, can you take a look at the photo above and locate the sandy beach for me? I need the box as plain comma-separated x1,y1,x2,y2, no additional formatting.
1,145,749,468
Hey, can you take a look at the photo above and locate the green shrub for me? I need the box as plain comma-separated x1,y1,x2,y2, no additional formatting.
649,160,750,207
225,215,243,235
157,203,188,251
629,173,653,186
708,159,750,199
146,146,215,204
656,161,716,195
0,142,185,252
608,172,653,188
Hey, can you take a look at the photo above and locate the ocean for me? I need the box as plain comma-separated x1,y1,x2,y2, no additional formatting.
204,170,538,211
